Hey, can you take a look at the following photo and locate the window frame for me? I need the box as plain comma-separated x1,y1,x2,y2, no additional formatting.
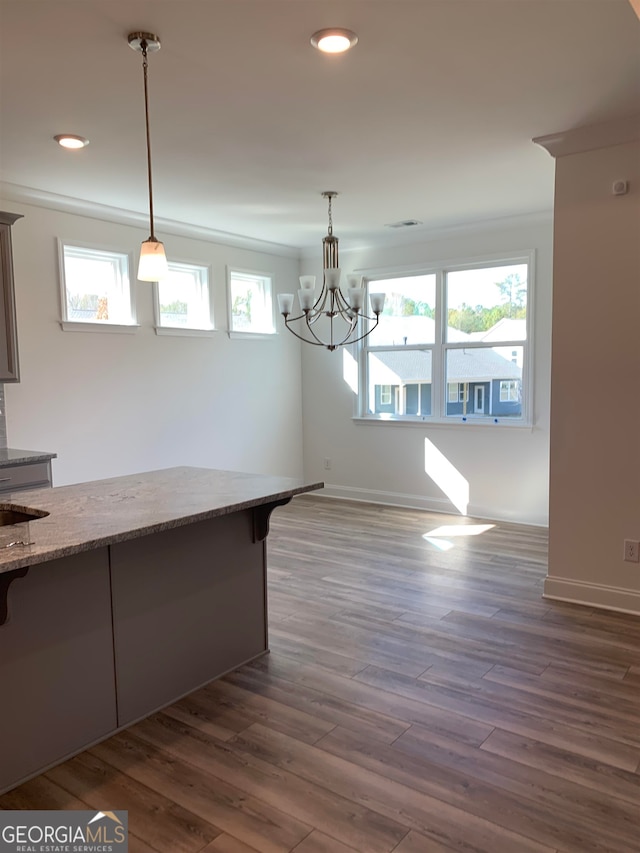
153,259,214,336
57,239,137,332
226,266,276,338
356,252,535,428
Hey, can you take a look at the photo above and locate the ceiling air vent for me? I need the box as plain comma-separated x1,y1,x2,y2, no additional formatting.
385,219,423,228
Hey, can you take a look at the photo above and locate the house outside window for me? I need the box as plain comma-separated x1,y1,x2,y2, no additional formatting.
360,256,532,425
58,242,136,330
227,268,275,336
154,261,213,333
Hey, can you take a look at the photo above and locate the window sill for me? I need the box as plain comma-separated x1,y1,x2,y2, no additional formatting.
353,416,533,431
227,330,276,340
60,321,139,334
155,326,216,338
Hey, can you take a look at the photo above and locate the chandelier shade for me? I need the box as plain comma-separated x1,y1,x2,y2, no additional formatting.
278,192,385,351
128,31,169,282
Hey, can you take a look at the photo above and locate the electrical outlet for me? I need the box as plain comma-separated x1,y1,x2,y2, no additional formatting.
323,457,331,470
623,539,640,563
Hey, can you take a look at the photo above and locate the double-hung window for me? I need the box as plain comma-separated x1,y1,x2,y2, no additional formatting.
359,255,532,425
154,261,213,333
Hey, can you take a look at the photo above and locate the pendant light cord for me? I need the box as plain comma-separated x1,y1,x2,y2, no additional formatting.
140,40,156,241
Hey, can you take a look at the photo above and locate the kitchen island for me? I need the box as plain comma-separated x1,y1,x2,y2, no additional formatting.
0,467,322,793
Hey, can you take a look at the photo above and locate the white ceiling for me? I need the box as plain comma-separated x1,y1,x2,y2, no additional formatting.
1,0,639,252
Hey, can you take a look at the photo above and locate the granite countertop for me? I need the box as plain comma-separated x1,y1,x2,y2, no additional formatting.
0,467,323,575
0,448,57,467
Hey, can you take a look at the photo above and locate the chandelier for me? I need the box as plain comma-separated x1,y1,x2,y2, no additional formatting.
128,32,169,282
277,192,385,351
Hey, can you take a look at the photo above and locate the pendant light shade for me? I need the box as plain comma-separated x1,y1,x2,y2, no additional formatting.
128,31,169,282
138,239,168,282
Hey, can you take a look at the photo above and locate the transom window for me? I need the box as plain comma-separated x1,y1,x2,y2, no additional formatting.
59,242,135,328
359,256,532,425
227,268,275,336
154,261,213,332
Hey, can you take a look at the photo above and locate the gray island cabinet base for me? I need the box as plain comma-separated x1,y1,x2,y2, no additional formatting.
0,467,322,794
111,511,267,726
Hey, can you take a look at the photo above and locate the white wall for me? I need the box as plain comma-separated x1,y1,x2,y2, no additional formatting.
544,137,640,613
2,200,304,486
300,217,553,526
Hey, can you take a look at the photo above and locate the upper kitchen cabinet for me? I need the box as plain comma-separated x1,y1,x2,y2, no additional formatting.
0,212,22,382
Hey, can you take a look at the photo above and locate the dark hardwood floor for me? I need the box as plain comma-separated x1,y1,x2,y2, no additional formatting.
2,495,640,853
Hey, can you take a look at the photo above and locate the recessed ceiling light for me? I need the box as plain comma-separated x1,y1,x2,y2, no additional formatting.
310,28,358,54
54,134,90,149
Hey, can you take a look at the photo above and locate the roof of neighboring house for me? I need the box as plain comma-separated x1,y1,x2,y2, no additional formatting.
468,318,527,342
371,347,521,384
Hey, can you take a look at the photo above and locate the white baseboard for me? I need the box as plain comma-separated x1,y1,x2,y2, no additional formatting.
316,484,548,527
543,576,640,616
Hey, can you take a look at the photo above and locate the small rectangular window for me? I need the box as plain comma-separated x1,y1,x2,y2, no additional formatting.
59,242,135,329
380,385,392,405
227,268,275,336
500,380,520,402
154,261,213,332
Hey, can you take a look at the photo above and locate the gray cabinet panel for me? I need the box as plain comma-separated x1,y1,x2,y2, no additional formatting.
110,511,267,726
0,549,117,791
0,212,22,382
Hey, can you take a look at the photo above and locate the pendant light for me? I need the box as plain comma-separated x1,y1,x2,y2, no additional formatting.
128,32,169,282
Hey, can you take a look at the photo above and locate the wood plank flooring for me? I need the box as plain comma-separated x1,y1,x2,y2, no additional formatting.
2,496,640,852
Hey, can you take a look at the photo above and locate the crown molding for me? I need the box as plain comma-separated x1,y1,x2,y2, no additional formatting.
300,209,553,261
533,113,640,159
0,182,300,259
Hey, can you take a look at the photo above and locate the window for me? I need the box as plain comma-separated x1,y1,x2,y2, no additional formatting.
59,242,135,329
227,268,275,336
448,383,468,404
360,256,532,425
154,261,213,333
500,380,520,402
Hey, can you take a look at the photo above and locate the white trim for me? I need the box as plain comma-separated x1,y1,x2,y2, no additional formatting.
316,484,548,526
353,249,537,279
60,321,138,334
352,416,533,430
227,331,277,341
543,576,640,616
533,114,640,159
154,327,216,338
0,181,299,259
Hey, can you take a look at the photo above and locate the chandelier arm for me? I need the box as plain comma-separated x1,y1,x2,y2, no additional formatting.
282,317,332,346
340,314,382,347
304,311,335,347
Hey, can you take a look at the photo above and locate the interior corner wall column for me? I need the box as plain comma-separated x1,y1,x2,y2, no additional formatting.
535,115,640,614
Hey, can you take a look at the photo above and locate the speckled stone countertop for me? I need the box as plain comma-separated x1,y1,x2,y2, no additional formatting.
0,448,57,466
0,467,323,575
